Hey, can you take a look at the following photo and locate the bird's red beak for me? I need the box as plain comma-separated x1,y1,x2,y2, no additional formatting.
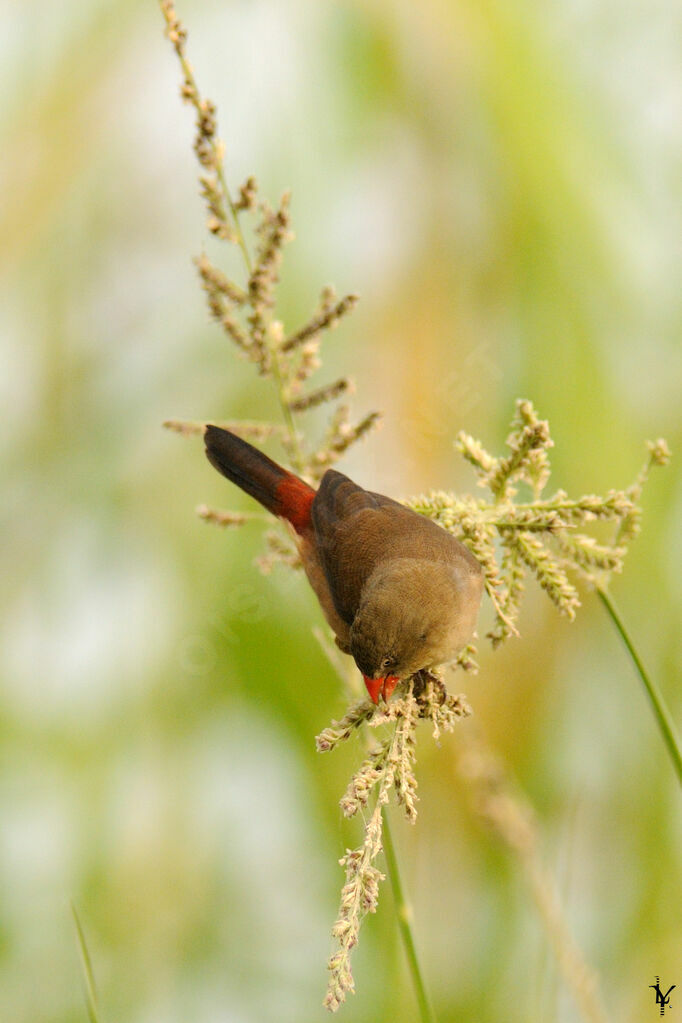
363,674,400,704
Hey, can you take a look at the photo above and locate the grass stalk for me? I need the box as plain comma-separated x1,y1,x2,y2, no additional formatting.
596,587,682,786
381,808,436,1023
71,903,104,1023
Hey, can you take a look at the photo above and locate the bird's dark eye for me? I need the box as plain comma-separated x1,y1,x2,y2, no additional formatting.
381,656,394,670
419,633,428,643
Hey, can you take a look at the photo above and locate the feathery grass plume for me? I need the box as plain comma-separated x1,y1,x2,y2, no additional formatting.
318,673,470,1009
408,398,667,647
160,0,381,541
159,3,671,1016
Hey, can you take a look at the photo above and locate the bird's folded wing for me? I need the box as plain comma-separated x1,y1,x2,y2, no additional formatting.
311,469,461,623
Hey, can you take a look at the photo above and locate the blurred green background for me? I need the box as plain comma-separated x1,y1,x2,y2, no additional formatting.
1,1,680,1021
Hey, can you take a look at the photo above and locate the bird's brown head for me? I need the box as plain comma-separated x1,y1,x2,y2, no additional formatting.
349,557,483,685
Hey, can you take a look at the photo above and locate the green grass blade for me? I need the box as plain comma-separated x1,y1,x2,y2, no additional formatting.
597,587,682,786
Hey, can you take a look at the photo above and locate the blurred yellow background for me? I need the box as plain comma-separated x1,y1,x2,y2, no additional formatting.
1,1,680,1021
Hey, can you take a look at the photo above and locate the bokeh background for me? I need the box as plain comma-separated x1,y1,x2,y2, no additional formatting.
1,1,680,1021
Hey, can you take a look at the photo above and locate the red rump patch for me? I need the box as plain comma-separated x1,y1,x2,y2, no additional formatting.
275,476,315,533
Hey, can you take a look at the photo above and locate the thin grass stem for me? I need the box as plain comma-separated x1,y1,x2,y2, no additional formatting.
381,808,436,1023
71,903,104,1023
596,587,682,786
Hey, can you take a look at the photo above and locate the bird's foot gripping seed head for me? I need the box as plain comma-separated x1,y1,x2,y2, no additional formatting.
363,674,400,705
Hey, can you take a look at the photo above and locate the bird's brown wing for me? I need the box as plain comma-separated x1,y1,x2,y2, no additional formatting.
311,469,464,624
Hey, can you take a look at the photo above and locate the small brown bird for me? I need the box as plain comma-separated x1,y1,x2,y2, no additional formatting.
204,426,484,703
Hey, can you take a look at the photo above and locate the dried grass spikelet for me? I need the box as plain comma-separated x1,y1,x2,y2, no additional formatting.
282,290,359,353
196,505,249,528
235,175,257,212
163,418,284,441
310,406,383,482
254,530,302,575
289,377,353,413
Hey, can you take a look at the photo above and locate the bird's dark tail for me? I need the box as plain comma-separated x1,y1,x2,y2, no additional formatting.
204,425,315,533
